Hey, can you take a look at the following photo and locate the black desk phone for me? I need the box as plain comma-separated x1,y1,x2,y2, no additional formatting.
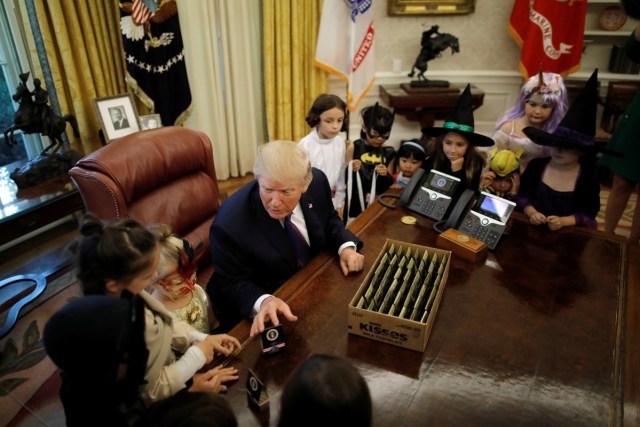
399,169,515,249
444,189,516,249
399,168,461,221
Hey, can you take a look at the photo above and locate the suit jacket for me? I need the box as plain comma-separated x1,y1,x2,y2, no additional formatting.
114,118,129,129
207,168,362,331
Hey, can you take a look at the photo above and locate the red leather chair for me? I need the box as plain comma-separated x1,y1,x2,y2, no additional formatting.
69,126,219,284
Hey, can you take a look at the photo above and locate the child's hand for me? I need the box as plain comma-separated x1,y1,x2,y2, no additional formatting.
374,164,388,176
390,183,403,189
189,365,239,394
529,211,546,225
546,215,575,231
205,334,242,357
194,340,215,364
450,157,464,172
480,171,495,189
510,173,520,195
546,215,564,230
352,159,361,172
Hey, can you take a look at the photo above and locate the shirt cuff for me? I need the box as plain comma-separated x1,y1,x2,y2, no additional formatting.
188,330,209,344
338,241,357,256
173,345,207,385
253,294,272,316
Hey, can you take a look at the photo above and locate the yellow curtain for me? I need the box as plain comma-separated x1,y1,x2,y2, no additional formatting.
263,0,327,142
17,0,126,155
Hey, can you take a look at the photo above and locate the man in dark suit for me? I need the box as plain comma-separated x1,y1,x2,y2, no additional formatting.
207,140,364,335
111,108,129,129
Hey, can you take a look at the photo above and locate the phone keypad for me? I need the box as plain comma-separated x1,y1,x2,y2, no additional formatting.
459,217,502,249
409,193,449,220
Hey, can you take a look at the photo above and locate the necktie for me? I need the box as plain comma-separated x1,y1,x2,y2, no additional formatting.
284,213,311,267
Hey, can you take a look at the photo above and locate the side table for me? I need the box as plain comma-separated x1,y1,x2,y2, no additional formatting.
0,160,84,247
379,84,485,129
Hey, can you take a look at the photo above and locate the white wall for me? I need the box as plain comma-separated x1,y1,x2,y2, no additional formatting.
330,0,635,149
330,0,523,147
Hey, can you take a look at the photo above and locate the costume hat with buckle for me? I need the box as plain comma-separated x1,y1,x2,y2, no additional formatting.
523,69,622,157
421,84,494,147
490,146,523,178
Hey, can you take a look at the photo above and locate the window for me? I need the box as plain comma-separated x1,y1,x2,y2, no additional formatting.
0,0,43,168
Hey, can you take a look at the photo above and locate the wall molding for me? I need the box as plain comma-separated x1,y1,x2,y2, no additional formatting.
330,70,525,145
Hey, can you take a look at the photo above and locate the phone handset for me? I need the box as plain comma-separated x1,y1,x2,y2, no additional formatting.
443,189,476,231
399,168,426,206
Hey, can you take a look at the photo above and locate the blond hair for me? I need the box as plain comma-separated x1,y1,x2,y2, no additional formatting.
254,140,312,187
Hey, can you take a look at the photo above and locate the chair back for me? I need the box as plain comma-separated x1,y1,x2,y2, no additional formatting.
69,126,219,283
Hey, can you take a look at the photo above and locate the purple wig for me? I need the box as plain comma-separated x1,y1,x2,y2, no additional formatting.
495,72,568,133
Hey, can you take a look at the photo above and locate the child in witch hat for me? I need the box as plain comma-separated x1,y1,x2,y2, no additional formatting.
421,84,494,209
480,146,523,199
517,69,621,230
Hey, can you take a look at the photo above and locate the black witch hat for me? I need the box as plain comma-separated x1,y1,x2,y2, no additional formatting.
523,69,621,156
421,84,494,147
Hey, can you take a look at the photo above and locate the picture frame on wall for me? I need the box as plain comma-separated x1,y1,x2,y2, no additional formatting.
139,114,162,130
93,93,140,143
388,0,476,15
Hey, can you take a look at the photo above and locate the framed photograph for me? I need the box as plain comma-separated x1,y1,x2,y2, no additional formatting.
93,93,140,143
139,114,162,130
388,0,476,15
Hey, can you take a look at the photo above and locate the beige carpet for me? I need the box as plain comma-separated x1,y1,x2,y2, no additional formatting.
597,188,636,238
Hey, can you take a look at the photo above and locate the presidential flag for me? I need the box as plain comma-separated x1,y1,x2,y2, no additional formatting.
119,0,191,126
315,0,375,112
509,0,587,79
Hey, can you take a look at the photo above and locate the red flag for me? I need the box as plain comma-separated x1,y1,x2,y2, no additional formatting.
509,0,587,79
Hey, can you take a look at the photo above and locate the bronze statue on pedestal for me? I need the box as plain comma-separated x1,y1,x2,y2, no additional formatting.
408,25,460,88
4,72,82,189
4,72,79,155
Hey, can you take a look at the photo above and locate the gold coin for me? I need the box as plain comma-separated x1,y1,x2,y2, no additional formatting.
401,216,417,225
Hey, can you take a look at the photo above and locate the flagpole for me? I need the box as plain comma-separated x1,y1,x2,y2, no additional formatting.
345,84,350,142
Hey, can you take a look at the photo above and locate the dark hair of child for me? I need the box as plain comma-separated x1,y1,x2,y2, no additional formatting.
305,93,348,131
278,354,372,427
397,140,427,162
430,132,485,184
359,104,394,140
137,392,238,427
70,213,160,295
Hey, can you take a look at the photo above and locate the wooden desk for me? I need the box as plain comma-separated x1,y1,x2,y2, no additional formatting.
379,84,485,129
0,160,84,246
219,201,637,427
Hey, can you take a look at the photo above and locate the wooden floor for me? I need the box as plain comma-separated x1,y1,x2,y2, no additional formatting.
0,174,255,281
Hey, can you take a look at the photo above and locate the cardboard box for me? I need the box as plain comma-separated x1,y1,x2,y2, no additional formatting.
347,239,451,352
436,228,487,263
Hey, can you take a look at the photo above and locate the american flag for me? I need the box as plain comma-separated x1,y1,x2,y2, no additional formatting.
132,0,152,25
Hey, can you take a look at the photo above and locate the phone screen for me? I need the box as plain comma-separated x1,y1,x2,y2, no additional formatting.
425,170,458,195
478,194,510,222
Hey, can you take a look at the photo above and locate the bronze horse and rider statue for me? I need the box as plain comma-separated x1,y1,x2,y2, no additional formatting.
408,25,460,87
4,72,79,155
4,72,82,189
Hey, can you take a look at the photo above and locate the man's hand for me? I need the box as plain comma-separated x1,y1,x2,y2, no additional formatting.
339,247,364,276
189,365,239,394
251,296,297,337
204,334,241,357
